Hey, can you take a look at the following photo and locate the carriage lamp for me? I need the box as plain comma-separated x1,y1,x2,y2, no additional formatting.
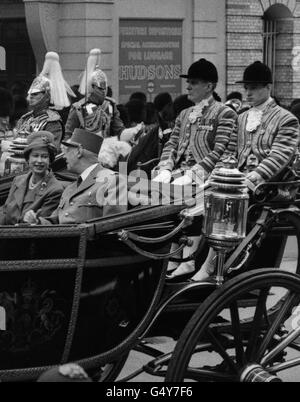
203,156,249,285
4,133,28,176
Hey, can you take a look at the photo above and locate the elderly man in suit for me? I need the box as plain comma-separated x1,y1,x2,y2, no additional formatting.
24,128,128,225
235,61,299,188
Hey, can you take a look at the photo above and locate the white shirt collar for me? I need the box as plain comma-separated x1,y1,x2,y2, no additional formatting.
80,163,98,182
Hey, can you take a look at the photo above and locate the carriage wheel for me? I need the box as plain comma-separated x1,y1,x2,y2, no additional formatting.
166,269,300,382
226,211,300,322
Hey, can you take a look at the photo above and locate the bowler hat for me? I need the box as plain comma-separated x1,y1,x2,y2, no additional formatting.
61,128,103,155
180,58,218,83
236,61,273,84
24,131,57,162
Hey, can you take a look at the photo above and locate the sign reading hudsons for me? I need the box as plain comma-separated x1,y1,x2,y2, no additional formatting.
119,19,182,103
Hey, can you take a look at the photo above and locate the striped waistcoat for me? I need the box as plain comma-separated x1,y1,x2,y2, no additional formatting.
157,98,237,176
237,100,300,180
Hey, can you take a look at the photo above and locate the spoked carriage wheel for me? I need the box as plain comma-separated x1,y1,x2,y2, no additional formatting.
227,210,300,322
166,269,300,382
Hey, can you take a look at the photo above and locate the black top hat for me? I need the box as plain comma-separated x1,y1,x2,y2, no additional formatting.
236,61,273,84
61,128,103,155
180,58,218,83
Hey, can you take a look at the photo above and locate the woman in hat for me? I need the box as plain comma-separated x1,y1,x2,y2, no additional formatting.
0,131,64,225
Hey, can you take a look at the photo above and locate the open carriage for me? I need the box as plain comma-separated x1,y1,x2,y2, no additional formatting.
0,156,300,382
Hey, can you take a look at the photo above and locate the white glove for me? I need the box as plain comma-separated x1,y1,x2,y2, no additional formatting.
1,140,12,152
246,171,264,186
152,169,172,184
172,174,193,186
23,210,39,224
120,123,143,143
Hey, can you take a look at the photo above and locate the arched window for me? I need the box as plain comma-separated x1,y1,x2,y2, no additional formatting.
263,4,293,104
263,17,277,77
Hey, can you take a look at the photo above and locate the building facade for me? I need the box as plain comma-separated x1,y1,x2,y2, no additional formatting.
227,0,300,107
1,0,300,106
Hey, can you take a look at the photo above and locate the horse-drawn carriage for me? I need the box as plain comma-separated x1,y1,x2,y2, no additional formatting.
0,155,300,382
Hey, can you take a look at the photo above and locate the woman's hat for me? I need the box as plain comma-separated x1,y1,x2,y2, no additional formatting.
23,131,57,160
236,61,273,84
180,58,218,83
61,128,103,155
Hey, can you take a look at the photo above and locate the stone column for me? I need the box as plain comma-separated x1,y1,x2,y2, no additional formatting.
57,0,114,86
23,0,60,71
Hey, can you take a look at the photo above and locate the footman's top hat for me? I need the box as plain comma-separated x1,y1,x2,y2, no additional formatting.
180,58,218,83
61,128,103,155
236,61,273,84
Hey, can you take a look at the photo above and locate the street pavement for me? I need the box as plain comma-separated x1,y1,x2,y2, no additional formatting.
117,236,300,382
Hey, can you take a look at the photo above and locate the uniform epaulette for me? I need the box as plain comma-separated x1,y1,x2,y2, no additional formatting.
72,98,86,109
46,109,62,122
105,96,116,105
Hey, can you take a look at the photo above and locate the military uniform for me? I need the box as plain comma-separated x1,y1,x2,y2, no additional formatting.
39,164,127,225
65,97,124,140
0,171,64,225
16,109,63,151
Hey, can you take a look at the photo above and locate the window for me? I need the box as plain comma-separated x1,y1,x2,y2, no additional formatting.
263,19,277,80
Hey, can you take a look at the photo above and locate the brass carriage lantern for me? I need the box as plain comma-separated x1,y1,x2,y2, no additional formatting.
203,156,249,286
4,132,28,176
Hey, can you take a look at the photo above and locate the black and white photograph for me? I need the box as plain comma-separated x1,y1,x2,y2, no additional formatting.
0,0,300,386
